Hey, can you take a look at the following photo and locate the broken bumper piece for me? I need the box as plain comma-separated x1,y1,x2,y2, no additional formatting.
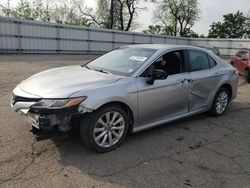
11,93,93,140
27,110,77,140
18,107,79,140
30,126,72,141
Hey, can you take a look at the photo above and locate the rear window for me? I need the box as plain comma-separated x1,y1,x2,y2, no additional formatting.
242,51,249,59
236,50,249,59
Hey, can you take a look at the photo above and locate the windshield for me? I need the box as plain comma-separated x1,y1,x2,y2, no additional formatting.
86,48,157,76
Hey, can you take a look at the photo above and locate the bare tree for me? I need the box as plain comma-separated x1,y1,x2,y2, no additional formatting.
75,0,109,27
154,0,200,36
0,0,91,26
0,0,142,30
82,0,144,31
0,0,11,17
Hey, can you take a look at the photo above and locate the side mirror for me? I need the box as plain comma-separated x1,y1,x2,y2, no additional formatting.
146,77,155,85
146,69,168,85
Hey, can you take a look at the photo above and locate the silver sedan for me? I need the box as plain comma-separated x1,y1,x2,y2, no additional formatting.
11,44,239,152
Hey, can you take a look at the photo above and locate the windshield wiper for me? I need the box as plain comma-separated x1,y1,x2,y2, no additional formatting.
93,68,110,74
84,65,92,70
84,65,110,74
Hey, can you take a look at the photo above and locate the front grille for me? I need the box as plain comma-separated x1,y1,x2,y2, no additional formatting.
12,94,41,105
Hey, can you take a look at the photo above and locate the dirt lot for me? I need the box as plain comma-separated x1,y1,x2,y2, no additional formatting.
0,55,250,188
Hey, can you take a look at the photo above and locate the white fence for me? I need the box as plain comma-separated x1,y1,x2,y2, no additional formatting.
0,16,250,56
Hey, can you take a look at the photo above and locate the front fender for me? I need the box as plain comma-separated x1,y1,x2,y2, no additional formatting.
79,96,136,114
70,77,138,125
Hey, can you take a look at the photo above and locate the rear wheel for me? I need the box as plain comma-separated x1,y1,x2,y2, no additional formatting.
80,105,129,152
210,87,230,116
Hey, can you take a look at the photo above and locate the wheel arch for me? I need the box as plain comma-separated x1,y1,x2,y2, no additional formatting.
94,101,135,133
219,83,233,101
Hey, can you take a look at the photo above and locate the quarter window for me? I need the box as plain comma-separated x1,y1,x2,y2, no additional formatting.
188,50,210,71
208,55,217,68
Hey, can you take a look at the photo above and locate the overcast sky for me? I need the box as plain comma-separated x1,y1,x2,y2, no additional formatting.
2,0,250,35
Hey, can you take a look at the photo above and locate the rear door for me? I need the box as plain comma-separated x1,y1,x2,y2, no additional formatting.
187,50,219,112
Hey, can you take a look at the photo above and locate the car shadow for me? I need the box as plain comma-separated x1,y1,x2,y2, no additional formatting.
52,110,216,187
52,101,250,187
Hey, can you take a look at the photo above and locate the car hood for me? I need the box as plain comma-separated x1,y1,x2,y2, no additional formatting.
16,65,121,98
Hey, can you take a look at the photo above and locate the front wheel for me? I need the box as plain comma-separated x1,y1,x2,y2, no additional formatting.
80,105,129,152
209,87,230,116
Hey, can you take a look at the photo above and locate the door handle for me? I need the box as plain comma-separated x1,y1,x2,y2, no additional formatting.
214,72,219,77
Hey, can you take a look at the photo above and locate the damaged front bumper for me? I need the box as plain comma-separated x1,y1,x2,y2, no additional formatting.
11,93,92,140
26,109,74,131
27,108,78,140
15,105,78,140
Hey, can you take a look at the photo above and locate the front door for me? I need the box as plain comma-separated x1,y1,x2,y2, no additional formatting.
136,50,192,127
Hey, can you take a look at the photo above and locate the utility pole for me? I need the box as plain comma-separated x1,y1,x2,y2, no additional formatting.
109,0,114,29
7,0,10,17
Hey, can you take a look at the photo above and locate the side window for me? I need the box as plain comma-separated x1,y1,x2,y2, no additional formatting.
141,50,185,77
208,55,217,68
188,50,210,71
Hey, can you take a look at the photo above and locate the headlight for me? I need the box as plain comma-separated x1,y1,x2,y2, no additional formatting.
31,97,87,109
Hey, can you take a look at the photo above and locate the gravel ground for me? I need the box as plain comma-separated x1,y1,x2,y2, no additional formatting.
0,55,250,188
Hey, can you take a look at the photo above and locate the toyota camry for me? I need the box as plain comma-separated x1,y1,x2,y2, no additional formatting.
11,44,239,152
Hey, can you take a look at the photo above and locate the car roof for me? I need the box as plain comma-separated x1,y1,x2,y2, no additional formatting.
122,44,207,52
239,48,249,52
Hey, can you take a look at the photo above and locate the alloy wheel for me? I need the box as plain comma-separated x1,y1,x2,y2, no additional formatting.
93,111,125,148
215,91,228,114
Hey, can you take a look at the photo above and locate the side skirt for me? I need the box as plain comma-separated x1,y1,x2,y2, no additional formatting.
132,108,209,133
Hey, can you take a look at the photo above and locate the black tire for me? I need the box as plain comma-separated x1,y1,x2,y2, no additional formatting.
209,87,230,116
245,69,250,83
80,105,129,153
